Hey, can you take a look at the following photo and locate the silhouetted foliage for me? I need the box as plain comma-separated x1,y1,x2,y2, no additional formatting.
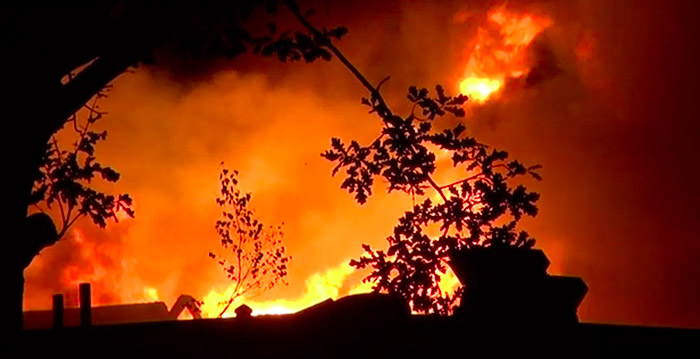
277,1,542,315
335,86,541,315
29,91,134,241
250,1,347,64
209,165,290,317
2,0,345,332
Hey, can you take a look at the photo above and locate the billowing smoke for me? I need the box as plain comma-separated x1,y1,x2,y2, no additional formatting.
25,0,700,327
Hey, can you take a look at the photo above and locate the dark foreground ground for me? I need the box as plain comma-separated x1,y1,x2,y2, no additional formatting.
16,294,700,358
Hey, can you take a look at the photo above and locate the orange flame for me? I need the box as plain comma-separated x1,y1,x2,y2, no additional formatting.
200,260,374,317
200,261,457,317
458,8,552,102
24,4,555,320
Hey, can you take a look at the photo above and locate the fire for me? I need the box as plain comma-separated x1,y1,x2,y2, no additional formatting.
59,230,112,300
440,269,460,291
23,3,558,320
458,8,552,103
144,287,159,302
459,77,502,102
200,260,373,317
200,262,454,318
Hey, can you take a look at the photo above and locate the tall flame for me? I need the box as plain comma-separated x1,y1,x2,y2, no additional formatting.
24,3,554,320
458,8,552,102
200,260,375,317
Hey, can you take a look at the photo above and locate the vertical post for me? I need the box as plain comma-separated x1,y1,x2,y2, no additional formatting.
52,294,64,329
79,283,91,328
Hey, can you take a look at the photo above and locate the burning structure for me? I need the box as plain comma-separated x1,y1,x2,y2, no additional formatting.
16,0,700,337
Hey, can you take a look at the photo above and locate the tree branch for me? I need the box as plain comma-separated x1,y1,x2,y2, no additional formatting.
284,0,392,116
53,52,135,134
426,176,448,203
287,0,450,204
438,172,487,190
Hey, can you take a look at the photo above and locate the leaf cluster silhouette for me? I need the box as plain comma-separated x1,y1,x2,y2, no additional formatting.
325,85,541,314
268,1,543,315
2,0,348,333
29,92,134,241
253,23,348,63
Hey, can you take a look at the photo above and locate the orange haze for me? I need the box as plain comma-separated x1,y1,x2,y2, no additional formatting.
24,0,700,328
457,7,551,102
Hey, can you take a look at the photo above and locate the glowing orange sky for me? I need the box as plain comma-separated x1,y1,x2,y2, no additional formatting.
23,0,700,328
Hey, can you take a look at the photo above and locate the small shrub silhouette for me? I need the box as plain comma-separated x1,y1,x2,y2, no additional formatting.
209,166,290,317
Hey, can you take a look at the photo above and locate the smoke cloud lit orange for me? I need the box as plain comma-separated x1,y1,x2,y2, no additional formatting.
23,3,555,318
21,0,700,329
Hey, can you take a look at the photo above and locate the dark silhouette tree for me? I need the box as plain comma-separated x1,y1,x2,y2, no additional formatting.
275,1,542,315
336,86,541,315
208,166,290,317
30,90,134,243
2,0,346,331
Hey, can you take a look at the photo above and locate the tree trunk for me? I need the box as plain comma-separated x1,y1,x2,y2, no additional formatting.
1,3,137,334
1,75,63,332
1,143,50,333
0,162,38,332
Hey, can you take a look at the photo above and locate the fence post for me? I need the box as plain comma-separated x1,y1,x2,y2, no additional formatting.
52,294,64,329
79,283,91,328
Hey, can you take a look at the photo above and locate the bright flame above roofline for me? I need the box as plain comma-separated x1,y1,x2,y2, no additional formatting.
457,7,552,103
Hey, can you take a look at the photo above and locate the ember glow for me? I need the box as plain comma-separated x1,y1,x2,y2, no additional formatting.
201,260,375,317
457,8,552,102
23,3,551,319
23,69,407,317
22,0,700,328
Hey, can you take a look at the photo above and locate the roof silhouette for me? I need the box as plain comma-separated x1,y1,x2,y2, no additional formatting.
23,294,201,329
17,292,700,358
